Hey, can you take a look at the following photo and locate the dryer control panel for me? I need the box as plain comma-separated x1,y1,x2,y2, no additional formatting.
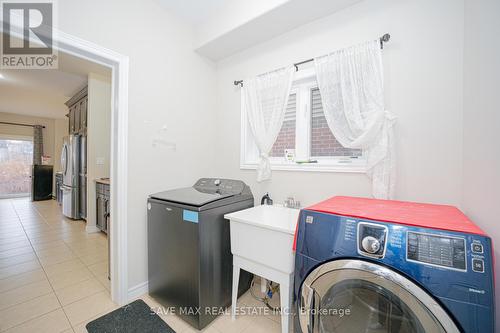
406,232,466,271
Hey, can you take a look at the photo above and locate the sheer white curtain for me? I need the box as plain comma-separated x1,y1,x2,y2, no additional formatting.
314,40,396,199
243,66,295,181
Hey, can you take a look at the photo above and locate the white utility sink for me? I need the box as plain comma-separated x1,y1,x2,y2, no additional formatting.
225,205,300,333
225,205,299,274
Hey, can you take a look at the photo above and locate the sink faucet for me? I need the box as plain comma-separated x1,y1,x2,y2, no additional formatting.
284,197,300,209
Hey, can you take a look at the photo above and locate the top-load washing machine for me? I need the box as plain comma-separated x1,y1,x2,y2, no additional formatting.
293,196,494,333
147,178,254,330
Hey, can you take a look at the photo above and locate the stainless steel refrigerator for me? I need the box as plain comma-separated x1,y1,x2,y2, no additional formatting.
61,135,80,219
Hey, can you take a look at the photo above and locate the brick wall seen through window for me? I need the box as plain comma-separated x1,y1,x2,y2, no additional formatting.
310,88,362,157
270,93,296,157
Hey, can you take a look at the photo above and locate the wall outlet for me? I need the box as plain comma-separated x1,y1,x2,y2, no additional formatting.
96,157,105,165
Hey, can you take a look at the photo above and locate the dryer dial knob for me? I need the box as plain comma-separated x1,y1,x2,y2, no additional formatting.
362,236,381,254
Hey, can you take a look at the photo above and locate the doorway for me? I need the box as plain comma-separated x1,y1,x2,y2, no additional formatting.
53,35,129,305
0,135,33,199
5,26,129,304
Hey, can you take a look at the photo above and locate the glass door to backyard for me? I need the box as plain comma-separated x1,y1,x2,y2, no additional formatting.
0,137,33,198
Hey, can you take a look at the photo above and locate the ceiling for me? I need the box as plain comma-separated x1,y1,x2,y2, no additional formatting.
156,0,230,24
194,0,363,60
0,51,111,119
158,0,363,61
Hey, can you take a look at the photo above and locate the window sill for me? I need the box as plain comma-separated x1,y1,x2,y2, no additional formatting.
240,162,367,173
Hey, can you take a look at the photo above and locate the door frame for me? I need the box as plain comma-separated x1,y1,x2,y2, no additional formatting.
5,26,130,304
59,33,130,306
57,32,129,305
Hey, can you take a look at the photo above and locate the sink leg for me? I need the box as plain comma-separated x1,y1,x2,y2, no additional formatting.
261,276,267,294
232,264,240,321
280,273,294,333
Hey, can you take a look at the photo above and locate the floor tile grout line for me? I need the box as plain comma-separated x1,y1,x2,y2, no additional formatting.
58,286,107,308
52,273,95,291
28,200,112,330
42,258,87,275
0,241,34,252
69,304,118,331
0,269,47,294
68,299,117,329
0,285,54,312
0,249,36,261
0,201,61,332
5,307,76,333
0,261,41,279
0,255,40,270
0,302,64,333
61,235,111,293
1,199,111,333
8,200,75,332
28,201,85,331
0,202,40,280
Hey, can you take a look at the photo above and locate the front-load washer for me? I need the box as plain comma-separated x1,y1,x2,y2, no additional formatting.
293,196,494,333
147,178,254,330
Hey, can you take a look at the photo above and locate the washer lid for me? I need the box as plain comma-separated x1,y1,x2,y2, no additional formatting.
149,187,234,207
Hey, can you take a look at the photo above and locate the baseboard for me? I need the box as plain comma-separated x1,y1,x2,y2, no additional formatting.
0,193,30,199
86,225,101,233
128,281,149,301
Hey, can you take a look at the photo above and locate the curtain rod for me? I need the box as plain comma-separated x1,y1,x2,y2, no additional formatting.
233,33,391,87
0,121,46,129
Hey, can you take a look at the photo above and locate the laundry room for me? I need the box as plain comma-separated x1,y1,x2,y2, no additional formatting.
0,0,499,332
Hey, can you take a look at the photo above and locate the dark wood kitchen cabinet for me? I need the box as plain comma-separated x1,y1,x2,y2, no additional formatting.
66,86,88,135
96,180,110,233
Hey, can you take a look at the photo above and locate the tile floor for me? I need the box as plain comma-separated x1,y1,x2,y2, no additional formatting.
0,198,282,333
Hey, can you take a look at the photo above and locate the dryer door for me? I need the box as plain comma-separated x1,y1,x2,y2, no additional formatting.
298,260,460,333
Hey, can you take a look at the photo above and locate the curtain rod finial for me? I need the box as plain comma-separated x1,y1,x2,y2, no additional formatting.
380,33,390,49
234,80,243,87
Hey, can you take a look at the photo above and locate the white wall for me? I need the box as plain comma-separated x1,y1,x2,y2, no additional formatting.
53,118,68,173
462,0,500,328
57,0,218,290
86,73,112,230
213,0,464,207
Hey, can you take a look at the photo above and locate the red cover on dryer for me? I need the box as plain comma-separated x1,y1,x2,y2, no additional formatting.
307,196,486,236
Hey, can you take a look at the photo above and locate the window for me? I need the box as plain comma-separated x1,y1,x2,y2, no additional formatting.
241,68,366,172
0,137,33,198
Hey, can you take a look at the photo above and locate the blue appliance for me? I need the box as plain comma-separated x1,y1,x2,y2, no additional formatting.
293,196,495,333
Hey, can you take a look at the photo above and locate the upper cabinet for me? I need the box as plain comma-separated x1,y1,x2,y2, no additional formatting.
66,86,88,135
80,98,88,129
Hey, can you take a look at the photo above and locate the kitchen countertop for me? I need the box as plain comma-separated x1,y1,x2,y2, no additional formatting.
95,178,110,185
225,204,300,235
